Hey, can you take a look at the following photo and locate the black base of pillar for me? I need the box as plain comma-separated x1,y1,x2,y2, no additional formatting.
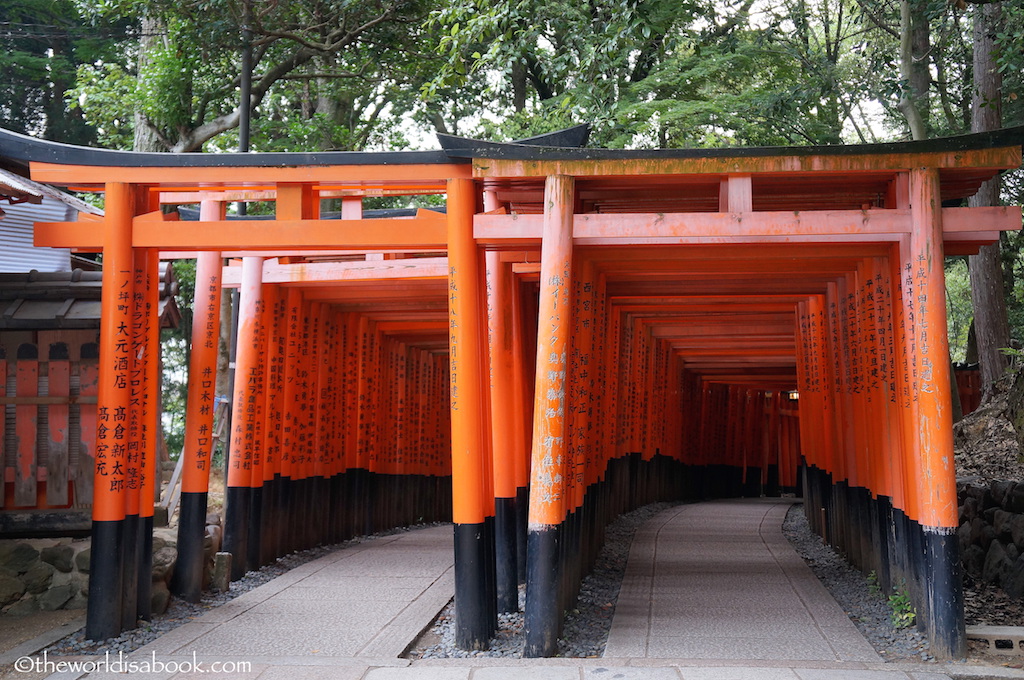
765,464,780,497
171,492,209,603
453,521,497,650
247,486,263,572
524,523,562,658
260,478,275,566
137,515,153,621
120,514,140,629
222,486,250,581
743,466,762,497
86,519,124,640
515,486,528,584
495,498,518,612
924,528,966,659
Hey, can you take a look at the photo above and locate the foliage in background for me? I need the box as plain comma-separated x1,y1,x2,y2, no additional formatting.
161,259,196,458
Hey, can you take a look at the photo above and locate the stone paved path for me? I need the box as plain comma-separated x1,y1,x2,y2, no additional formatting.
606,499,882,663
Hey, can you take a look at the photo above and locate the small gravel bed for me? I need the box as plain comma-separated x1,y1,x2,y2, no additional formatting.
408,502,675,658
782,503,933,663
41,524,441,656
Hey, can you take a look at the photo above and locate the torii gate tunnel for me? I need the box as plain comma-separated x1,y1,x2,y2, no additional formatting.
3,126,1023,659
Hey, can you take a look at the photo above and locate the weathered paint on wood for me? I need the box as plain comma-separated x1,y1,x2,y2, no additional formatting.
15,343,39,507
46,343,71,505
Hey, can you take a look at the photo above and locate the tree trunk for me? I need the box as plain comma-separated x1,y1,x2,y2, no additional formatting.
968,2,1010,396
898,0,930,140
134,14,165,152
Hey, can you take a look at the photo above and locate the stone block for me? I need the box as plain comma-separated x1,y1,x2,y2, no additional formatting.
1007,484,1024,514
1010,515,1024,548
23,561,55,594
0,572,26,606
993,480,1015,508
41,544,75,572
212,552,231,592
984,540,1012,586
151,546,177,583
6,595,37,615
959,523,972,554
151,580,171,615
981,524,998,552
964,544,986,577
75,547,90,573
206,525,222,554
994,509,1015,538
5,543,40,574
38,584,74,611
1010,543,1021,564
1003,556,1024,599
963,496,979,521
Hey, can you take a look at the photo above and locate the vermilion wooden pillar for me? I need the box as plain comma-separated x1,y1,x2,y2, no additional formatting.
223,256,264,580
245,280,268,570
447,177,498,649
486,251,520,613
86,182,135,641
510,270,531,583
120,250,143,626
904,167,964,659
260,283,284,562
171,203,223,602
525,174,574,658
280,288,303,553
137,248,160,621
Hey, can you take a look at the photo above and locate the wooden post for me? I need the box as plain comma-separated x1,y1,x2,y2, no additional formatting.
486,252,520,613
280,288,303,554
222,256,264,580
525,174,574,658
86,182,135,641
260,283,283,562
904,167,964,659
447,177,497,650
245,278,268,570
171,204,223,602
120,248,148,627
137,249,160,621
46,343,70,507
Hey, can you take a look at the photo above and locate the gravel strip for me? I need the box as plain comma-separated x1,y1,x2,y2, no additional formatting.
781,502,933,663
408,502,675,658
40,524,442,657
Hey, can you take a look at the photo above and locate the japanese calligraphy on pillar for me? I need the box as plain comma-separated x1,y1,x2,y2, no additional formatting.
127,260,146,502
96,264,132,497
189,271,221,476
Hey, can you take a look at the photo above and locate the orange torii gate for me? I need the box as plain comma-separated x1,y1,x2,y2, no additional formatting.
1,124,1022,659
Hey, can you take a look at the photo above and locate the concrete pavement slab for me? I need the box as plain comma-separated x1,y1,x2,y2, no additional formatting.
677,667,801,680
645,635,840,661
471,667,580,679
365,667,471,680
135,623,221,656
582,666,681,679
256,665,369,680
793,670,917,679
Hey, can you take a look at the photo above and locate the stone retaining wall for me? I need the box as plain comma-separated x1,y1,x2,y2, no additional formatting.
0,527,181,617
958,478,1024,597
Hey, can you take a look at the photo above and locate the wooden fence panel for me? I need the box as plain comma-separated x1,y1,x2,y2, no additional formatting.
47,343,71,505
0,347,5,508
15,344,39,507
75,343,99,510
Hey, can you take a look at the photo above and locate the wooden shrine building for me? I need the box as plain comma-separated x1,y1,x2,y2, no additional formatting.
0,124,1022,659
